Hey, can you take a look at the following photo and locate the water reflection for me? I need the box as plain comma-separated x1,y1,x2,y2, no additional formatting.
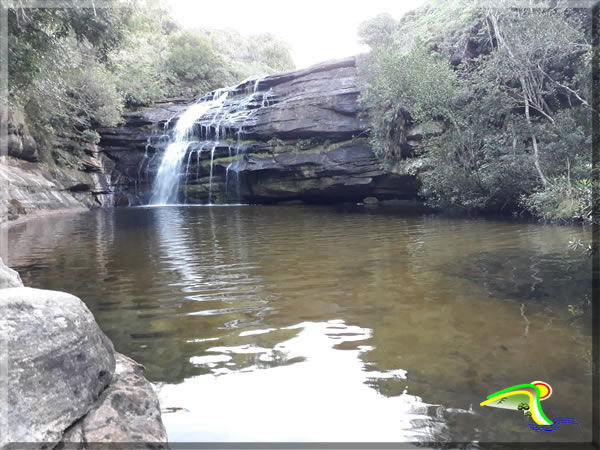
446,247,592,306
8,205,592,444
157,320,454,442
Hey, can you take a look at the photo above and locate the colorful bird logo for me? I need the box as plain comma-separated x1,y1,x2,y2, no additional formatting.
480,381,578,431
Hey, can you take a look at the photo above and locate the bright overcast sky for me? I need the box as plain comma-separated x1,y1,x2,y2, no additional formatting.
168,0,427,69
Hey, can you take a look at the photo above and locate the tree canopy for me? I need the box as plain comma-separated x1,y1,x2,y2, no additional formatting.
8,0,295,162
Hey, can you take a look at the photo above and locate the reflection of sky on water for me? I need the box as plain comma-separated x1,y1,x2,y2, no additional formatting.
156,319,457,443
152,206,272,328
8,205,592,444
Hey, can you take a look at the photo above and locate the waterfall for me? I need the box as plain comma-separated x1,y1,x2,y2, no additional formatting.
148,74,270,206
150,92,228,205
208,144,217,204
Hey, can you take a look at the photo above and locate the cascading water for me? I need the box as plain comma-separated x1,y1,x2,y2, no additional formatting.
148,74,271,205
150,92,228,205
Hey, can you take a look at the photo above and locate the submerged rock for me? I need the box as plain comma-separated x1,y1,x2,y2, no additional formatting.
0,258,168,448
445,247,592,306
363,196,379,204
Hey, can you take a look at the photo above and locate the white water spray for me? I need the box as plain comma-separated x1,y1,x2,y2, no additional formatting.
149,75,269,205
150,92,228,205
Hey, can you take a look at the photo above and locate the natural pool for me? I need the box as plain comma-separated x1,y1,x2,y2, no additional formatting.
8,205,592,444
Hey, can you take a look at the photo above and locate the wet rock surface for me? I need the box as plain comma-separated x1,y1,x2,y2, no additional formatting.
3,57,427,216
239,140,419,203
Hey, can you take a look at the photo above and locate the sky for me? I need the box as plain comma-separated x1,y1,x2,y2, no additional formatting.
168,0,427,69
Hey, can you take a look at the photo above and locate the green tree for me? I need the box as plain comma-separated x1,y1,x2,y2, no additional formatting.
358,13,397,50
165,31,219,82
6,0,295,164
8,1,128,95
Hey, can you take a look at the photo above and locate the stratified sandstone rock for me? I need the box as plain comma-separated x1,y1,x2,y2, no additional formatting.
7,108,39,163
2,105,119,223
0,158,114,224
238,140,418,203
247,57,366,140
97,57,423,204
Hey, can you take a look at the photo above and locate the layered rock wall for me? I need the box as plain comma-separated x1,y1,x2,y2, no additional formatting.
4,57,428,216
2,109,118,224
98,57,426,205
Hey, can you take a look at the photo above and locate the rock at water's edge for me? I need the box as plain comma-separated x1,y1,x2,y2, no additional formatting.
1,287,116,447
60,353,168,447
0,257,23,289
0,272,169,448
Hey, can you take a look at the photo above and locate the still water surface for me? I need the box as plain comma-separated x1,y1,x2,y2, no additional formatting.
8,205,592,444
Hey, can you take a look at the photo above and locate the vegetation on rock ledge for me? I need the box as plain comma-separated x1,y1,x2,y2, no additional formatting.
7,0,294,164
358,0,594,222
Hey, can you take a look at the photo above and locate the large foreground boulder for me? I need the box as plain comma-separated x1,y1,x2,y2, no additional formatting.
0,259,168,448
1,287,116,447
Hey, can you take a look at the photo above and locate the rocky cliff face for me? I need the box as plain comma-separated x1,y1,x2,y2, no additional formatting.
98,57,425,205
0,257,168,448
0,156,114,224
3,57,427,217
2,109,118,224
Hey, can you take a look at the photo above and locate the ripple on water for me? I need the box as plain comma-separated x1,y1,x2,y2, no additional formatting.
8,205,592,443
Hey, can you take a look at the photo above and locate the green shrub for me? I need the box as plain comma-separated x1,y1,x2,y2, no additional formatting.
521,177,593,223
81,129,101,144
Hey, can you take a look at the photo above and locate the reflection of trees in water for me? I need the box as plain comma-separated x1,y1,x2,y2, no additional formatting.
9,208,593,442
356,246,592,444
10,207,283,384
445,247,591,312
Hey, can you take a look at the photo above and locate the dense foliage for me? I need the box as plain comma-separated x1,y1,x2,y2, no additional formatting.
8,0,294,162
358,1,594,222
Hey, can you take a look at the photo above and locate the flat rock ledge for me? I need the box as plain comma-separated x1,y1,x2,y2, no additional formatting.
0,258,168,449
